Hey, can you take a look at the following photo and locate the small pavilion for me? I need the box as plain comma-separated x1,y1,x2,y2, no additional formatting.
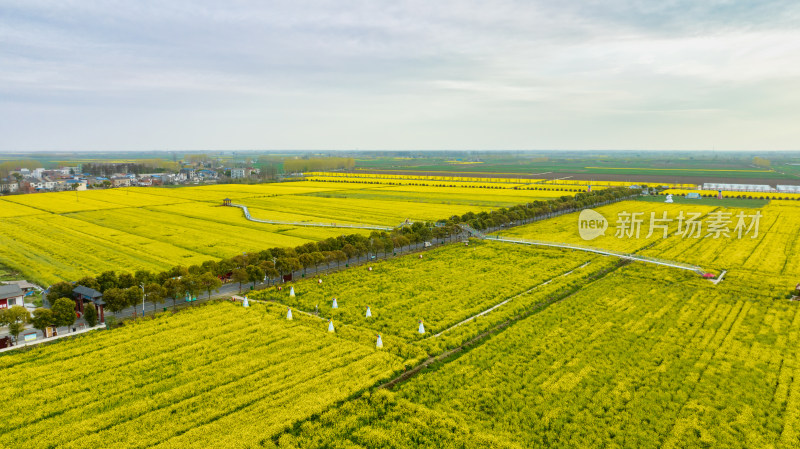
72,285,106,323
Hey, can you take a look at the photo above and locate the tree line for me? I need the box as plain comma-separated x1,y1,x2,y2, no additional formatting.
2,297,82,345
284,157,355,173
36,186,634,329
310,178,594,192
82,160,179,177
445,187,638,231
40,226,447,319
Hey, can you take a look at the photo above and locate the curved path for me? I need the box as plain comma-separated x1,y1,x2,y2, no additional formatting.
460,224,707,275
230,203,395,231
230,203,707,275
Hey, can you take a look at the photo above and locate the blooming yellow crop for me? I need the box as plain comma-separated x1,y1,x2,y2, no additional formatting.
0,302,408,449
252,241,605,343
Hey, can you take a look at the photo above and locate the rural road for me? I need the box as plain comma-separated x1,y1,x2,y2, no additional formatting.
1,198,623,348
0,237,468,346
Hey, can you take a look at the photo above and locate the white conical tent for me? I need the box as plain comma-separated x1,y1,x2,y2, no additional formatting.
332,298,338,309
289,286,295,297
365,306,372,317
376,334,383,348
418,320,425,334
328,320,335,332
286,308,293,320
243,296,249,307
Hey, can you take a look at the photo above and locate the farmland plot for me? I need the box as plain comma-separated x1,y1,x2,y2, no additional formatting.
0,302,410,449
253,241,606,343
278,265,800,448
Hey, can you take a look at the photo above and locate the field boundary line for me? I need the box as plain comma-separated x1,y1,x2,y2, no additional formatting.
463,223,707,275
429,262,592,338
374,260,629,391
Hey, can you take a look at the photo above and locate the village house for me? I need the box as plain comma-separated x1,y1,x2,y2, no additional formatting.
28,180,57,191
136,176,162,187
231,168,256,179
0,284,24,310
197,169,218,180
2,280,42,297
65,179,88,190
0,180,19,193
111,177,132,187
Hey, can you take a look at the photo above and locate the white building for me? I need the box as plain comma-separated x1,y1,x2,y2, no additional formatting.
111,177,131,187
777,185,800,194
29,181,57,190
59,166,80,175
66,180,88,190
0,181,19,193
0,284,24,309
702,183,775,192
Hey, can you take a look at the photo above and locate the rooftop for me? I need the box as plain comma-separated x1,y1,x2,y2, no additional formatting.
2,280,40,291
73,285,102,299
0,284,24,300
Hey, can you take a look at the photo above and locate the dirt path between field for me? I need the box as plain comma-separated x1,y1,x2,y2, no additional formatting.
428,261,591,338
375,260,628,391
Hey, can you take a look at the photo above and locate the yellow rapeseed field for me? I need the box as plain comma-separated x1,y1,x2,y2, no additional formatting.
307,172,697,188
0,181,498,285
664,188,800,199
0,302,412,449
494,199,800,279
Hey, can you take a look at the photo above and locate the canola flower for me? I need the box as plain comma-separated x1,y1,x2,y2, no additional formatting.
0,302,406,449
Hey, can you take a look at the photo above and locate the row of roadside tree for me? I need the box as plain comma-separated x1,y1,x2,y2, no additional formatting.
19,187,635,342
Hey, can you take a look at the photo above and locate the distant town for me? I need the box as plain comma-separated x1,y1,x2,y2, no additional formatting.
0,163,263,194
0,155,358,195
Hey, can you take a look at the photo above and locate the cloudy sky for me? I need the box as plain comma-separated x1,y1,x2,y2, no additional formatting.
1,1,799,151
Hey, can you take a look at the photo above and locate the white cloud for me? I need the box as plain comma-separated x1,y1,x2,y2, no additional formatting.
0,0,798,150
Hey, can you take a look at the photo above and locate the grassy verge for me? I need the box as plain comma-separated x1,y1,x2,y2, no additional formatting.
635,195,769,208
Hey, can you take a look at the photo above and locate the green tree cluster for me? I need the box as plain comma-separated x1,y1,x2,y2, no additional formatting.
41,187,634,321
0,306,31,344
283,157,355,173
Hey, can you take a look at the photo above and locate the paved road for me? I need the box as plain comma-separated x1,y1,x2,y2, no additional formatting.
0,236,467,344
108,236,467,320
0,195,634,348
0,323,106,353
0,196,630,345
